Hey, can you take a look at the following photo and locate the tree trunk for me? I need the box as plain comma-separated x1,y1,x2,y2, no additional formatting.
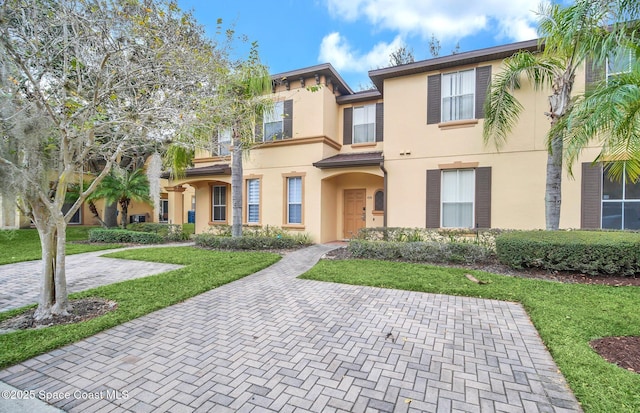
544,71,573,230
88,200,108,228
545,135,563,230
32,206,71,320
120,200,129,229
104,201,118,227
231,129,243,238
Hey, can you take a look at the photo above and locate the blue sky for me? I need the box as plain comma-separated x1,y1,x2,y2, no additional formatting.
176,0,549,90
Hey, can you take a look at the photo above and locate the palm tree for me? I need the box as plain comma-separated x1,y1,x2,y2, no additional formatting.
483,0,619,230
560,41,640,182
88,167,152,229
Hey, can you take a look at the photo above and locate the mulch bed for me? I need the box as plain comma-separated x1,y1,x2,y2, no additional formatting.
323,246,640,374
0,298,117,334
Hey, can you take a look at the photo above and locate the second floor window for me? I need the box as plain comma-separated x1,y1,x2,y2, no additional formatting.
263,101,284,141
215,128,231,156
607,48,634,81
441,69,475,122
353,104,376,143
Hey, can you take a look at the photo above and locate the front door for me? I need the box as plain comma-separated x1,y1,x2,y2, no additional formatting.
343,189,366,239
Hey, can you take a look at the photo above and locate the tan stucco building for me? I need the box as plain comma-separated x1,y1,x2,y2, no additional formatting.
165,39,626,243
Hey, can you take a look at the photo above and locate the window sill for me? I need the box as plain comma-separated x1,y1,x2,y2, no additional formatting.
283,224,305,230
351,142,378,148
208,221,228,225
437,119,479,130
372,211,384,216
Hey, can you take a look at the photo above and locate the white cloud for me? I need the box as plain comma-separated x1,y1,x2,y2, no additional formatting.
318,32,405,72
325,0,544,42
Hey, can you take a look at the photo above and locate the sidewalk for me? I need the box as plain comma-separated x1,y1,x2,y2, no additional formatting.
0,244,582,412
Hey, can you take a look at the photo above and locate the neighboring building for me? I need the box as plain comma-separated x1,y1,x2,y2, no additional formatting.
164,39,628,243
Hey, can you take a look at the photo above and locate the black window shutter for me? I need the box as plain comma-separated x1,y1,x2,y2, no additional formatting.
581,162,602,228
375,103,383,142
475,66,492,119
585,58,605,93
427,75,441,124
475,167,492,228
283,99,293,139
343,107,353,145
426,169,441,228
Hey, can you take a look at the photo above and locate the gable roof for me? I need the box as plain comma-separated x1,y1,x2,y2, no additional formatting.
271,63,354,96
369,39,541,92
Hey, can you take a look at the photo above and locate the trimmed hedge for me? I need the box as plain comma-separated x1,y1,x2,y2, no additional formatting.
195,234,307,250
496,230,640,275
88,229,164,244
347,240,494,264
127,223,190,241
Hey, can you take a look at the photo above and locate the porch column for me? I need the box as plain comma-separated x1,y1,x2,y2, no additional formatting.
165,185,186,225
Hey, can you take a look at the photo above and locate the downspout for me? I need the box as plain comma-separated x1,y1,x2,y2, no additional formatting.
380,161,387,228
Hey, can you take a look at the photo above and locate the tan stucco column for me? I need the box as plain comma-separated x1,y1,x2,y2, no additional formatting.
165,185,186,225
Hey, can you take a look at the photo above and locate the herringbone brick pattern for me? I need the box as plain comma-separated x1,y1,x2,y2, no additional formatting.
0,244,582,412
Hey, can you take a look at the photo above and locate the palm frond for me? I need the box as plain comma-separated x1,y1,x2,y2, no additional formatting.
483,51,560,149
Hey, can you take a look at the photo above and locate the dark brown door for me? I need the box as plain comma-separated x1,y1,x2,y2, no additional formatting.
344,189,366,238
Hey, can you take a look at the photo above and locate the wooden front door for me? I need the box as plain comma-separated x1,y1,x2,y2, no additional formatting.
344,189,366,239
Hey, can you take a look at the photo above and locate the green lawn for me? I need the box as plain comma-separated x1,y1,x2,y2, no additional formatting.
300,259,640,413
0,246,280,367
0,227,122,265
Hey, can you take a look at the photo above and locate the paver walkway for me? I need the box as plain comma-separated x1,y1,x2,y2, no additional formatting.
0,244,582,412
0,244,187,312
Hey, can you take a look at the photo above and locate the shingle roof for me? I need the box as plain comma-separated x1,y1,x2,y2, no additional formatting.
313,152,383,169
161,164,231,179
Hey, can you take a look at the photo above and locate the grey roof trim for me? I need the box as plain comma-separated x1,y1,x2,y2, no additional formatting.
336,89,382,104
271,63,354,95
161,164,231,179
313,152,384,169
369,39,542,92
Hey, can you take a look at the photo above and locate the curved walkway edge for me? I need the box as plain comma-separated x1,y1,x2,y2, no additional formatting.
0,243,582,412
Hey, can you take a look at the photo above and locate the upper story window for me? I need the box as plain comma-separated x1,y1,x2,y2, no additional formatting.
441,69,475,122
342,103,383,145
353,104,376,143
427,66,491,125
607,48,634,80
214,128,231,156
264,101,284,141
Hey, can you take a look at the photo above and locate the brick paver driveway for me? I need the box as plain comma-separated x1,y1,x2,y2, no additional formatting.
0,244,582,412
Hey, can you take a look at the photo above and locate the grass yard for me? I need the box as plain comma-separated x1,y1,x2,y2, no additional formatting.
0,227,122,265
0,246,280,368
300,259,640,413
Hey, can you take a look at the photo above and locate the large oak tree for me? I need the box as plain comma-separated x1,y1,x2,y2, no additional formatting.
0,0,223,319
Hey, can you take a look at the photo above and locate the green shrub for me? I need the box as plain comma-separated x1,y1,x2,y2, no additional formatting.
496,230,640,275
355,227,502,250
88,229,164,244
195,235,297,250
127,223,190,242
347,240,494,264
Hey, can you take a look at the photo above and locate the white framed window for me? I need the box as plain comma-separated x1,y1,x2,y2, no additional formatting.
214,128,231,156
353,104,376,143
607,48,634,80
247,179,260,223
264,101,284,141
601,164,640,229
441,169,475,228
211,185,227,222
441,69,475,122
287,177,302,224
